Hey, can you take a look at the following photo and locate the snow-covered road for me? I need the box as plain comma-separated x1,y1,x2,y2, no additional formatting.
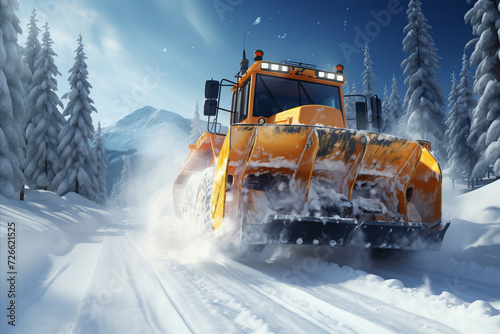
1,183,500,333
142,242,500,333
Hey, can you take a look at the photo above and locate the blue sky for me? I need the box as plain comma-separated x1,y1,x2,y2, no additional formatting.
17,0,474,126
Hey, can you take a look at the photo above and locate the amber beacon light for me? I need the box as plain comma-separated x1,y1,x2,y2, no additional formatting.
253,50,264,61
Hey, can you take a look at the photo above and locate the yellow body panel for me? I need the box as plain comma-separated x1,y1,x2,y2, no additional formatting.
408,148,442,229
268,105,345,128
211,131,231,229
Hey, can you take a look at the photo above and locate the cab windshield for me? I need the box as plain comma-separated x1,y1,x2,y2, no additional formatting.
253,74,342,118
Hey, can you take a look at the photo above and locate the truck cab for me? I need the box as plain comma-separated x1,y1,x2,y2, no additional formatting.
204,50,355,131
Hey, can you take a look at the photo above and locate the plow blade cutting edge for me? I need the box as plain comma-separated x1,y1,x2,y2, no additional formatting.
242,215,450,250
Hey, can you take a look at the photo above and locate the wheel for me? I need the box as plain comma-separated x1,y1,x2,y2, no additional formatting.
193,168,215,232
182,173,201,219
182,187,193,217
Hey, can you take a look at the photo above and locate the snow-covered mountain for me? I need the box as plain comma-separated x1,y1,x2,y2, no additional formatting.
101,106,192,195
102,105,191,154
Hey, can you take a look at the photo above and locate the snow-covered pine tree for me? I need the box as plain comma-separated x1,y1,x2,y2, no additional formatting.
362,45,376,129
22,8,41,144
445,72,458,132
465,0,500,177
0,0,27,198
343,83,351,128
23,8,41,82
400,0,447,162
387,74,403,135
448,52,478,183
189,101,203,144
52,35,98,200
344,82,358,129
444,72,459,172
93,122,107,205
110,155,132,208
20,7,41,101
381,84,389,133
24,22,65,191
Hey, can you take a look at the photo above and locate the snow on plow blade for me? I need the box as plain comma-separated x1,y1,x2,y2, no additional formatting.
242,215,450,250
212,124,449,251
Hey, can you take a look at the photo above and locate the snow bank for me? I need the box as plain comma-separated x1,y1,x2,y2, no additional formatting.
444,179,500,224
0,190,120,333
440,179,500,267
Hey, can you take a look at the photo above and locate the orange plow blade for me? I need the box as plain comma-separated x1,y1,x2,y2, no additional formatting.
212,125,449,250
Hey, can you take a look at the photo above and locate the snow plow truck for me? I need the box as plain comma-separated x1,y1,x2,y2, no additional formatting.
173,50,450,251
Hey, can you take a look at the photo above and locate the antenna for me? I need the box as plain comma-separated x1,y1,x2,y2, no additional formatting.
240,30,249,76
243,30,246,52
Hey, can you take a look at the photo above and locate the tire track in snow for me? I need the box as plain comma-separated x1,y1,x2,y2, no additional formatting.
211,258,453,334
74,236,196,334
154,254,399,333
124,236,198,334
155,258,279,333
210,260,379,333
158,256,341,332
246,253,497,333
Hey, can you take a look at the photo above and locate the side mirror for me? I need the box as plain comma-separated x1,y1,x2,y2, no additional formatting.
370,96,382,115
356,102,367,130
205,80,219,100
204,99,217,116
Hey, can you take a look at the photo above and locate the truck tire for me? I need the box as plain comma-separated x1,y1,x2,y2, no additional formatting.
193,168,215,232
182,173,202,219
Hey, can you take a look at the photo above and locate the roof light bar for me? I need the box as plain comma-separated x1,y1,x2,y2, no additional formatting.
260,62,342,81
316,70,344,83
261,62,289,73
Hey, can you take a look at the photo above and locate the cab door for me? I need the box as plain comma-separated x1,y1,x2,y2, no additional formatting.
231,80,251,124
